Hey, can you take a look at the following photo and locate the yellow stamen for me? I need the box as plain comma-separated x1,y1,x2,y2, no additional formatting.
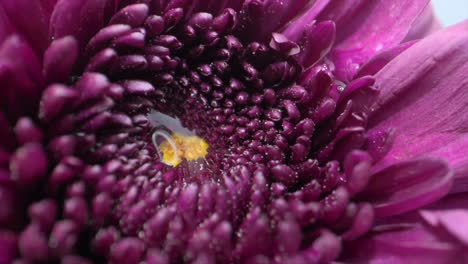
155,132,209,167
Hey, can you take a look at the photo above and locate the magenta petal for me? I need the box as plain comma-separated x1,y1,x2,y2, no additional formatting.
342,203,374,240
43,36,79,84
39,84,78,122
360,158,453,218
404,3,441,41
49,0,86,40
109,3,149,27
330,0,429,80
296,21,336,68
421,210,468,246
0,35,44,119
0,35,43,86
342,224,467,263
282,0,330,41
355,40,416,78
78,0,110,45
369,21,468,191
10,143,48,186
50,0,109,47
1,0,49,53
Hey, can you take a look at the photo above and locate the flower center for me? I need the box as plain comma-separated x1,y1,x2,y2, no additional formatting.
150,111,209,167
155,132,209,166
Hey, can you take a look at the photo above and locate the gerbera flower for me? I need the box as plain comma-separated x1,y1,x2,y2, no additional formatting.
0,0,466,263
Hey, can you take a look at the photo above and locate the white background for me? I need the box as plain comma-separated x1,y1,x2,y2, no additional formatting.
432,0,468,26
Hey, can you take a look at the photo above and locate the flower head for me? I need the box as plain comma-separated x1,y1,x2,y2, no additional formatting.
0,1,466,263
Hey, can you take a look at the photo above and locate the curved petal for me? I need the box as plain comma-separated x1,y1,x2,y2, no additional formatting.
1,0,49,53
0,35,44,120
295,21,336,69
359,158,453,218
404,3,441,41
78,0,111,45
49,0,87,40
369,21,468,192
328,0,429,81
345,194,468,263
381,193,468,225
417,194,468,247
43,36,79,84
355,40,416,78
50,0,111,50
341,224,467,264
421,210,468,246
282,0,330,41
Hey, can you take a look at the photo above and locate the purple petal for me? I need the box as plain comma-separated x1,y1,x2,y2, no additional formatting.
49,0,111,50
1,0,49,53
342,224,467,263
377,193,468,243
369,21,468,192
0,35,44,119
75,72,110,103
421,210,468,246
355,40,416,78
109,3,149,27
43,36,79,84
342,203,374,240
49,0,86,40
86,24,132,53
14,117,43,145
50,0,110,51
295,21,336,68
78,0,111,45
39,84,78,122
311,229,341,263
10,143,48,186
121,80,155,95
282,0,330,40
329,0,429,80
109,237,145,264
0,35,43,84
19,223,51,261
404,3,441,41
269,33,301,56
360,158,453,218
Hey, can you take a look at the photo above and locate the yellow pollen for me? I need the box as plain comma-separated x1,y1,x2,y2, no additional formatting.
157,133,209,167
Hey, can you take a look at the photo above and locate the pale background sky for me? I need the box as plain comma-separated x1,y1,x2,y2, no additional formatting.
432,0,468,26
